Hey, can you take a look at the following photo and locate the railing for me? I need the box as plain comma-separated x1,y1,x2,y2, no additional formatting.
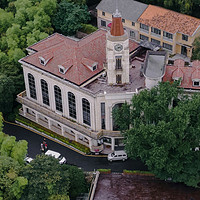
17,91,100,139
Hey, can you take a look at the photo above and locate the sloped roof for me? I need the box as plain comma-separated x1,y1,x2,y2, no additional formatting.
163,59,200,89
96,0,148,22
21,31,107,86
172,68,184,80
138,5,200,36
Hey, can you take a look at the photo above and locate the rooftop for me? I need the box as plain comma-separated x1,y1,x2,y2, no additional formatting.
94,173,200,200
138,5,200,36
84,59,145,94
96,0,148,22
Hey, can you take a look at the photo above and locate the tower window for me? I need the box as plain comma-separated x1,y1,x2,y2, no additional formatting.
115,56,122,70
116,75,122,84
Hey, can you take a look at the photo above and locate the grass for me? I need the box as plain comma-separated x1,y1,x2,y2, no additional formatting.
97,169,111,173
123,170,153,176
15,115,90,154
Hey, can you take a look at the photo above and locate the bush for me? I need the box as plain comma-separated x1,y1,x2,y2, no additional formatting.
97,169,111,174
80,24,97,34
123,170,154,176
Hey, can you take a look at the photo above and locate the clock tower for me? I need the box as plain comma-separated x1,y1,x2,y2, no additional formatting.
106,9,129,85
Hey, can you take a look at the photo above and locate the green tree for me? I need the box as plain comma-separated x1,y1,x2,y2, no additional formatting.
0,156,28,200
113,82,200,187
192,36,200,61
53,0,90,35
0,75,15,114
21,155,70,200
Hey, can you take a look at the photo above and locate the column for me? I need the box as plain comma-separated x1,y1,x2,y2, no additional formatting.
36,113,39,123
61,126,64,136
111,138,115,151
75,133,78,142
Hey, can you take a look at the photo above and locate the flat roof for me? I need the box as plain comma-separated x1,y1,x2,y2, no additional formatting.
94,173,200,200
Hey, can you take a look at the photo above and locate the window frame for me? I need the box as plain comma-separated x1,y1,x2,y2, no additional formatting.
151,38,160,45
140,23,149,31
163,42,173,51
101,20,106,27
102,11,105,16
54,85,63,112
116,74,122,84
140,34,149,41
68,92,76,119
151,27,161,35
28,73,37,100
82,98,91,126
115,56,122,70
182,34,188,41
163,31,173,40
41,79,49,106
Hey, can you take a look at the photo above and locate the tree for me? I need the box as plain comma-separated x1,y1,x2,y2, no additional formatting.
0,156,28,200
113,82,200,187
53,0,90,35
0,75,15,114
192,36,200,61
21,155,70,200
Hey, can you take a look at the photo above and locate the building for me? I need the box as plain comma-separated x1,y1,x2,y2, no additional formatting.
97,0,200,58
17,9,147,152
163,59,200,92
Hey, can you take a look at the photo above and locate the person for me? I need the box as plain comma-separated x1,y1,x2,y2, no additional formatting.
41,143,44,152
44,143,48,151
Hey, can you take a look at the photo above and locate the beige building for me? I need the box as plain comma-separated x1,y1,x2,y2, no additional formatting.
17,10,146,153
97,0,200,58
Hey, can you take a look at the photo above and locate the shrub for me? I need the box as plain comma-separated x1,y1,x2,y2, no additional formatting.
80,24,97,34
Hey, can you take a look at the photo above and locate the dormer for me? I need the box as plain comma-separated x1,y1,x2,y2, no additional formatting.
172,68,183,83
192,68,200,87
58,59,73,75
82,58,98,72
39,52,53,66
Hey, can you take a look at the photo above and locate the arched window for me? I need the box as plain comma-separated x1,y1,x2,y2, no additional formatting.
28,73,37,100
54,85,63,112
82,98,90,126
41,79,49,106
68,92,76,119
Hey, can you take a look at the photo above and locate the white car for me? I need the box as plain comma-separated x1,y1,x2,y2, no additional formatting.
24,156,34,164
45,150,67,164
108,150,127,162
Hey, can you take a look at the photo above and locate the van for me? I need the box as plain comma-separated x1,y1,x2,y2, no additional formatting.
45,150,67,164
107,150,127,162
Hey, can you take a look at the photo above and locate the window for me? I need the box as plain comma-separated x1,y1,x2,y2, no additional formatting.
101,103,105,129
82,98,90,126
102,11,105,16
101,20,106,27
140,34,149,41
151,38,160,45
163,43,173,51
40,59,45,65
193,81,200,86
54,85,63,112
28,73,37,100
130,30,135,38
132,22,135,26
122,18,125,23
115,56,122,70
93,65,97,71
116,74,122,84
163,31,173,40
59,68,64,74
140,23,149,31
41,79,49,106
151,27,161,35
182,34,188,41
68,92,76,119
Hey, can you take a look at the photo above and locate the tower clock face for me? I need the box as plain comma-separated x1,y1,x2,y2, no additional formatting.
114,44,123,51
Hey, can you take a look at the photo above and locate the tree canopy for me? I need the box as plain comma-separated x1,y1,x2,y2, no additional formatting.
113,82,200,187
192,36,200,61
53,0,90,35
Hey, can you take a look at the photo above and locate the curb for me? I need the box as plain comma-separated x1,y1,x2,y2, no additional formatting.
3,118,107,158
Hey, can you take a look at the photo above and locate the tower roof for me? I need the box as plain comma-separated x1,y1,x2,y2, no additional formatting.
110,9,124,36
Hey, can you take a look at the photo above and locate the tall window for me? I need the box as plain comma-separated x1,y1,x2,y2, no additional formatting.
41,79,49,106
82,98,90,126
68,92,76,119
130,30,135,38
28,73,37,100
101,20,106,27
54,85,63,112
115,56,122,70
101,103,105,129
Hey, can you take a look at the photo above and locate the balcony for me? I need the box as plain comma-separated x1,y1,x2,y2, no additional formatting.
17,91,100,140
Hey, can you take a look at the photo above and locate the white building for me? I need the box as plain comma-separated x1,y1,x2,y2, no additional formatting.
17,10,148,152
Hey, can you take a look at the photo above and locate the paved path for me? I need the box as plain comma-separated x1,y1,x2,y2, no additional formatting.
3,121,147,172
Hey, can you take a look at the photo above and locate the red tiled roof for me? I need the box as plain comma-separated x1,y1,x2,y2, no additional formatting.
138,5,200,36
163,60,200,89
22,30,107,86
21,31,139,86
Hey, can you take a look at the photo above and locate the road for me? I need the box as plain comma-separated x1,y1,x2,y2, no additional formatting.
3,121,147,172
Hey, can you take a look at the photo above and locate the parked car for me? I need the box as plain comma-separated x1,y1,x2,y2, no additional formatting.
24,156,34,164
107,150,127,162
45,150,67,164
